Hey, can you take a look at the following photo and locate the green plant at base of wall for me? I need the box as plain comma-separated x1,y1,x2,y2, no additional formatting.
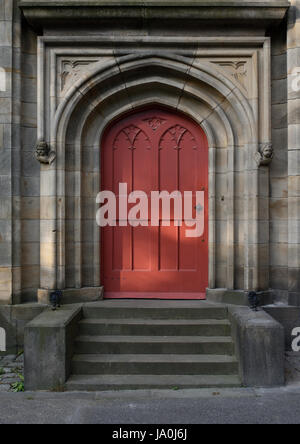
11,374,24,393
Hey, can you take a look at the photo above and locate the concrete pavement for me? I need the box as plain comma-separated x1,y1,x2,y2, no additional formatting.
1,385,300,424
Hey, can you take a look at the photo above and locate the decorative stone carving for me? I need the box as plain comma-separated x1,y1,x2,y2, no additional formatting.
213,61,247,88
143,117,167,131
61,60,97,92
34,140,56,165
255,143,273,166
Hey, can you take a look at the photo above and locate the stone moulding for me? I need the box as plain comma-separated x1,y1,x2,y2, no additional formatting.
35,35,271,296
19,0,289,29
37,287,104,305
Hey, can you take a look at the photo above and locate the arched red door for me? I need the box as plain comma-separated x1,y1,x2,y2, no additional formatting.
101,107,208,299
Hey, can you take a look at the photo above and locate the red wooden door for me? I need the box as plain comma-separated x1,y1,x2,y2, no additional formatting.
101,107,208,299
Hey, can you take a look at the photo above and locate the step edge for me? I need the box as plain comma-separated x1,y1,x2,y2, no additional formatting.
66,374,241,382
72,354,239,362
75,335,234,342
79,319,231,324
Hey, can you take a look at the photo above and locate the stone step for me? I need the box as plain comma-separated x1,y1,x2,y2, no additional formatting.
79,318,231,337
82,301,228,320
74,335,235,355
65,374,242,391
72,354,239,376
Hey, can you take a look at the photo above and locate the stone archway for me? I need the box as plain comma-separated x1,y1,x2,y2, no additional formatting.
36,38,271,301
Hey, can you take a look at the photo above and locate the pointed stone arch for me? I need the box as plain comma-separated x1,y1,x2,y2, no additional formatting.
37,43,270,298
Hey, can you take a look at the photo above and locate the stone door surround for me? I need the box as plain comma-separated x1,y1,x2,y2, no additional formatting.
35,35,271,299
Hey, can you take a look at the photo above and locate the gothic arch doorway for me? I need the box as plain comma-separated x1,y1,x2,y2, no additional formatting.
101,107,209,299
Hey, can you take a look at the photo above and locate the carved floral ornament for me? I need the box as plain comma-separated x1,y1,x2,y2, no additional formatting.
212,61,248,89
34,140,56,165
61,60,97,92
38,52,262,170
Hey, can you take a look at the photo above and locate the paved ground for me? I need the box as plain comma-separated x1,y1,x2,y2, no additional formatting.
0,385,300,424
285,352,300,384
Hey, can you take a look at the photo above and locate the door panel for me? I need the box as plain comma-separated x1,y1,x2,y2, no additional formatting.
101,107,208,299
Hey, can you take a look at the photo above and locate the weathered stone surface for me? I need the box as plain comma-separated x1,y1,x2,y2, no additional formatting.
206,289,274,307
0,304,47,355
270,266,288,290
287,1,300,305
20,0,290,31
0,1,22,304
24,305,82,391
229,306,285,387
264,306,300,350
37,287,104,305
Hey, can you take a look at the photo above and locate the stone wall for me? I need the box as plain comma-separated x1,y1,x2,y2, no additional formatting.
0,303,46,355
0,0,22,305
20,24,38,303
287,0,300,306
0,1,296,305
270,21,289,303
0,1,38,305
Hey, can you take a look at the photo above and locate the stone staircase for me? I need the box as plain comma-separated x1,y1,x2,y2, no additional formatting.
65,300,241,391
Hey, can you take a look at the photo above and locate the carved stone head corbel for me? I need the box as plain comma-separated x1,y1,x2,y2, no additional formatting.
34,140,56,165
255,143,273,167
